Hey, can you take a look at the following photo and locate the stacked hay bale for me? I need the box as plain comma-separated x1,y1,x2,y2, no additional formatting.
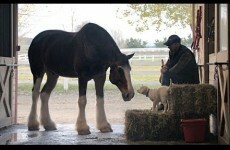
168,84,217,117
125,84,217,141
125,110,182,141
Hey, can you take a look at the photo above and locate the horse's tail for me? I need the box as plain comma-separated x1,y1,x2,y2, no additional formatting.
28,36,45,90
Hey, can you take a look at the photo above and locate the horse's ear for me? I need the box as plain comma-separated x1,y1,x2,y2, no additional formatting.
127,53,135,59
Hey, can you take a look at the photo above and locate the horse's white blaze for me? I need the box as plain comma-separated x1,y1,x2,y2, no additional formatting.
122,65,134,94
28,77,42,125
76,95,88,130
96,96,108,129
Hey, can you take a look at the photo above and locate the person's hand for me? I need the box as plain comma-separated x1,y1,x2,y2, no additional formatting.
159,65,167,83
161,65,168,73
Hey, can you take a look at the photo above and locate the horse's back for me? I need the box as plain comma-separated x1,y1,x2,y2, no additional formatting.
28,23,118,60
29,30,75,51
28,30,77,77
28,23,121,78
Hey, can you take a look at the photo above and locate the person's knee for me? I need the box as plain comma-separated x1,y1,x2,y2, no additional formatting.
161,74,170,86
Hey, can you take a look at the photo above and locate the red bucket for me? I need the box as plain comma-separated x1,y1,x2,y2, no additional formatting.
181,118,207,143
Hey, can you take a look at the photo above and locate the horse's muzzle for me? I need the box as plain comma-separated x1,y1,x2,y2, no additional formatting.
122,91,135,101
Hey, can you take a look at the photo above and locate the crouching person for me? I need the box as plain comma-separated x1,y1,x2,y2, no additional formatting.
159,34,200,86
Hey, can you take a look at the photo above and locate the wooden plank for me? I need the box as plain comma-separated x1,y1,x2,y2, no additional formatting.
0,57,14,129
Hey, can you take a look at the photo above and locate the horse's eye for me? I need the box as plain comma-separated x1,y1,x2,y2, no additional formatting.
118,67,124,74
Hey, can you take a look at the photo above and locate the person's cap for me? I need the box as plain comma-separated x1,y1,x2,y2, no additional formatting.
163,35,181,46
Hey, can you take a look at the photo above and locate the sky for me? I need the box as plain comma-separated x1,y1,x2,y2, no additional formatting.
19,4,192,46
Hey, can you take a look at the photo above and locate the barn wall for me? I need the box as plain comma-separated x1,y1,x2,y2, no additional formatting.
0,4,18,128
193,3,230,144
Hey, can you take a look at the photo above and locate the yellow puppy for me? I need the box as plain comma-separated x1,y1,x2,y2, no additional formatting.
137,85,169,113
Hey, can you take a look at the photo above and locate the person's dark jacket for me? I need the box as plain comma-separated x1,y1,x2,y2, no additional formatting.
164,45,200,84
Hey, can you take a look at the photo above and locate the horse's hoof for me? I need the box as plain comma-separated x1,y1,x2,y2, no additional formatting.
44,126,57,131
28,127,39,131
100,126,113,133
43,124,57,131
99,123,113,133
77,130,91,135
28,122,40,131
76,123,90,135
43,123,57,131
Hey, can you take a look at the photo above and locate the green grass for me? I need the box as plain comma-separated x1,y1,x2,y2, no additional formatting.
18,65,161,81
18,82,161,94
18,62,162,93
131,74,160,81
132,65,161,71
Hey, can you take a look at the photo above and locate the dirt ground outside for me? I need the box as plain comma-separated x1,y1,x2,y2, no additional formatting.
17,88,153,126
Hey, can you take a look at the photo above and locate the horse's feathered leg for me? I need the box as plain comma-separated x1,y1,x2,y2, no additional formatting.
94,73,113,133
28,74,44,131
76,77,90,135
40,71,59,130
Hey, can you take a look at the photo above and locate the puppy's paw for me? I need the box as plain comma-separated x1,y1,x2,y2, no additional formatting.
157,104,164,111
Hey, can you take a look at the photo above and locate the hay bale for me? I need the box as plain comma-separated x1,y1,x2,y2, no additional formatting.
125,109,183,141
168,84,217,117
125,84,217,141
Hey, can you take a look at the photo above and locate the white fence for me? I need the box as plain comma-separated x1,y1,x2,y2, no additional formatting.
18,48,169,90
18,54,28,61
121,48,168,53
132,55,168,61
18,54,168,62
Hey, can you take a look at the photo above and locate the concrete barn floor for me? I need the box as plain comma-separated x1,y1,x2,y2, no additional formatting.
0,88,218,145
0,123,217,145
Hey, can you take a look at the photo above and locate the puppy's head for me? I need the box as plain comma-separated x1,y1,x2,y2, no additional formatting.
137,85,149,95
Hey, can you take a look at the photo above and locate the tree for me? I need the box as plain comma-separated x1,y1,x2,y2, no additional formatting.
110,29,127,48
18,4,53,43
61,6,79,32
126,38,147,48
117,4,192,33
181,34,193,47
154,37,168,48
18,4,36,43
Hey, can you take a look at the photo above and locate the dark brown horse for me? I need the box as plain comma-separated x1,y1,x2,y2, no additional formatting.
27,23,135,135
